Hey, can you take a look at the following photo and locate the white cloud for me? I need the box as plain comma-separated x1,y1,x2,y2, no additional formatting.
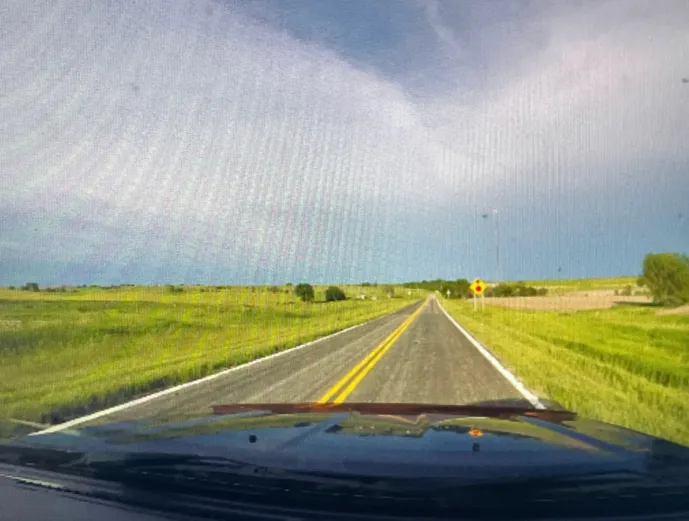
422,0,689,200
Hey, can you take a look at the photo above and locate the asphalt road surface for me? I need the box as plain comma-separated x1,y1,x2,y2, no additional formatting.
66,296,532,429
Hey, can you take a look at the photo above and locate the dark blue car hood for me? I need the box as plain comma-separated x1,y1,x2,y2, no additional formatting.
9,403,689,481
2,403,689,520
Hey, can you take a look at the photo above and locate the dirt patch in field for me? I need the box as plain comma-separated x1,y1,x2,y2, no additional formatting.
656,304,689,316
483,293,652,311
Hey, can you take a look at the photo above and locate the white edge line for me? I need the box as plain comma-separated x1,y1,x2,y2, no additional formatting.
433,296,547,410
31,301,424,435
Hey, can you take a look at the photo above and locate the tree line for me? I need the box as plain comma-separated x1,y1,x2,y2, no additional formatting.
401,278,547,298
7,251,688,306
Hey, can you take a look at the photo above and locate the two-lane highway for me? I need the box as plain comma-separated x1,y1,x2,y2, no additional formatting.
42,296,537,431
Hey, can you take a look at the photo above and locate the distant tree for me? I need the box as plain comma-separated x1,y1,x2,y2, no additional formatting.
455,279,471,298
382,285,395,297
167,285,184,293
489,283,541,298
491,284,514,297
268,286,280,293
637,253,689,305
285,282,293,287
294,283,315,302
361,282,372,287
515,285,538,297
325,286,346,302
8,286,15,290
22,282,39,292
620,285,633,297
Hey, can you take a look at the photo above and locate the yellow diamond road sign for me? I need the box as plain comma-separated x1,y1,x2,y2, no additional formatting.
470,278,485,296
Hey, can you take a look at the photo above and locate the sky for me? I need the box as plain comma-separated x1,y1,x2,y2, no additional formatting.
1,0,688,286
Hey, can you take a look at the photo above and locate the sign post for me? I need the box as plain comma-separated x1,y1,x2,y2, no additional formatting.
469,278,486,311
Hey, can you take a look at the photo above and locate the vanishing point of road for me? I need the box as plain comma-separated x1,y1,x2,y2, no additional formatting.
42,296,540,431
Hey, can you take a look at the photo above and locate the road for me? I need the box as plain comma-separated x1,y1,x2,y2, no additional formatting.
56,296,534,430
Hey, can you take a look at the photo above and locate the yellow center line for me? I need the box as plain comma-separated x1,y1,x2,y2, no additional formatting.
316,299,428,404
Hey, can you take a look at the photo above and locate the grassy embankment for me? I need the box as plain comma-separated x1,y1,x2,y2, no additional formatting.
442,295,689,446
0,285,422,424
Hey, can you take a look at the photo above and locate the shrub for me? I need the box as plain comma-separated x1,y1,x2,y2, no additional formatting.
382,285,395,297
489,283,542,297
620,285,633,296
167,285,184,294
491,284,514,297
325,286,346,302
294,283,315,302
8,286,15,290
515,285,538,297
21,282,39,292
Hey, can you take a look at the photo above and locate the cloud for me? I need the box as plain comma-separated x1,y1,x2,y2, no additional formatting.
1,0,688,285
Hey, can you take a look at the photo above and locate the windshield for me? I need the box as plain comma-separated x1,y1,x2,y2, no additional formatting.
1,0,688,453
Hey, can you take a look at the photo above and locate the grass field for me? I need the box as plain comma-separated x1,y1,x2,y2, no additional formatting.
0,285,421,424
515,276,638,290
442,299,689,446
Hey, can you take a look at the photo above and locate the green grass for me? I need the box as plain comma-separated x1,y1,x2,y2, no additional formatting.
0,286,421,424
442,300,689,446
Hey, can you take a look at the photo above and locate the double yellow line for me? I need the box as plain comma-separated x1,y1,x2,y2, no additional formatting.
316,299,428,405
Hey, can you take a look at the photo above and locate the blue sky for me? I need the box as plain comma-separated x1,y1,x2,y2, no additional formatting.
1,0,688,286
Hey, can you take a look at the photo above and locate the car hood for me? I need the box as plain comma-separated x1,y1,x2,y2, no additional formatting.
7,402,689,483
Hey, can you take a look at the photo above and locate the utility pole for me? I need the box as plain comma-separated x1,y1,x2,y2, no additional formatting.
494,208,500,283
482,208,501,283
